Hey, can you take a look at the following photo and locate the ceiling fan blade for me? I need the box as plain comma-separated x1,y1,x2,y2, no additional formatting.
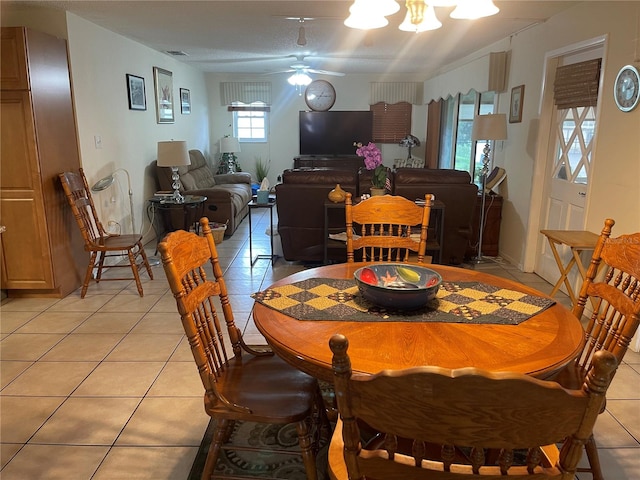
262,69,296,75
306,68,345,77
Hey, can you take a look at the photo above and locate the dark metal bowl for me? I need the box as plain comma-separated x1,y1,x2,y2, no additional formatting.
354,263,442,311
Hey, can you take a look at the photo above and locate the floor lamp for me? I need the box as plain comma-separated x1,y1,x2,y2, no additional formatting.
91,168,136,234
471,113,507,263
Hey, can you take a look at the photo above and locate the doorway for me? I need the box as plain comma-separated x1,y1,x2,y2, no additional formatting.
530,37,606,293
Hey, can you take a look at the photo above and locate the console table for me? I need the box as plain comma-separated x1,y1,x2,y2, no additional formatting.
294,155,364,171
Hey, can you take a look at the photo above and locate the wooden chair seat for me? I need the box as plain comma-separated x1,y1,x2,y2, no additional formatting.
204,352,320,423
59,168,153,297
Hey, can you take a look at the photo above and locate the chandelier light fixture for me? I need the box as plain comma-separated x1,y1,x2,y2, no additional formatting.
399,2,442,33
344,0,400,29
345,0,500,32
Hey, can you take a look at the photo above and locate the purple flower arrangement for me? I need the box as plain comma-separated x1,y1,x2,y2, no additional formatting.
354,142,386,189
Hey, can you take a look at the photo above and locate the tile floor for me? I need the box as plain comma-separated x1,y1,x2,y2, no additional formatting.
1,208,639,479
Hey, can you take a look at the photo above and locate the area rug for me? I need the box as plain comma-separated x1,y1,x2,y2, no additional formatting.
188,384,334,480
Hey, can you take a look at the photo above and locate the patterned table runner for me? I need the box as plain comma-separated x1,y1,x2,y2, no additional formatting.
252,278,555,325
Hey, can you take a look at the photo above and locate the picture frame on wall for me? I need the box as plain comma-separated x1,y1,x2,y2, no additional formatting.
180,88,191,114
509,84,525,123
153,67,174,123
126,74,146,111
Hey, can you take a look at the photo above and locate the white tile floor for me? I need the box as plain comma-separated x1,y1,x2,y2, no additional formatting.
1,208,639,479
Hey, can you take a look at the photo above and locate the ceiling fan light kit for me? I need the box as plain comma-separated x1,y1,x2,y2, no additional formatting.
345,0,499,32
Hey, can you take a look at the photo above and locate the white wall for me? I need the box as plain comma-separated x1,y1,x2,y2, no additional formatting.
65,13,209,242
1,5,210,244
421,2,639,270
499,2,640,269
207,73,428,187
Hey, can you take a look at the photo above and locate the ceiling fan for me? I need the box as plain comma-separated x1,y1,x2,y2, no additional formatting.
268,55,345,77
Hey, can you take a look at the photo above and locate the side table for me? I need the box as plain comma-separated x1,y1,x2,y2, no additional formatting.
248,196,276,266
148,195,207,240
540,229,599,305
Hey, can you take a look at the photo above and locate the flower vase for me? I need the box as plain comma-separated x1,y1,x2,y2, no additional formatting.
328,184,347,203
370,187,385,196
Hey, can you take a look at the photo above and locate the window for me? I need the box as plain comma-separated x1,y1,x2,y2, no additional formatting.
231,101,269,142
438,90,495,184
370,101,412,143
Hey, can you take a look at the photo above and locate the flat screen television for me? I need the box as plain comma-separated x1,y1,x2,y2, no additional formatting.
299,111,373,156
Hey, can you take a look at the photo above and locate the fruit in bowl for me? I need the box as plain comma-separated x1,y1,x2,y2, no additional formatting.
354,263,442,311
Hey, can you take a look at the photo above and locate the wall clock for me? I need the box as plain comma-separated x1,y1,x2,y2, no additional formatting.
614,65,640,112
304,80,336,111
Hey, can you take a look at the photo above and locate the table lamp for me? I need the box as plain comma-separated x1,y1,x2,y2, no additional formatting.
219,136,241,174
157,140,190,203
471,113,507,263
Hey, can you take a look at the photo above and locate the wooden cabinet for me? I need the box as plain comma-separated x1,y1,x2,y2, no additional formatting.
465,194,503,259
0,27,85,297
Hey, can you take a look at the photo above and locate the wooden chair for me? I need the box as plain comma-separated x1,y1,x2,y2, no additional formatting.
58,168,153,297
552,218,640,480
345,193,433,263
158,217,327,480
327,333,617,480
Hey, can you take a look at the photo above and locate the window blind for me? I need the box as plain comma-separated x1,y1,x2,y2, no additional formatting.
553,59,601,109
370,102,412,143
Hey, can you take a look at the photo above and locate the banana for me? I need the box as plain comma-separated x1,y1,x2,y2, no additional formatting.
396,266,420,284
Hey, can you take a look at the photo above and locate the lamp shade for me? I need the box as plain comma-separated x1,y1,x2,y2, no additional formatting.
472,114,507,141
220,136,241,153
157,140,190,167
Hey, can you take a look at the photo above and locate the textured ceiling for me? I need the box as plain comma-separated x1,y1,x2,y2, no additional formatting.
10,0,582,76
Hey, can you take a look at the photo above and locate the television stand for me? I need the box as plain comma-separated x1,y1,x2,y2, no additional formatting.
293,155,364,171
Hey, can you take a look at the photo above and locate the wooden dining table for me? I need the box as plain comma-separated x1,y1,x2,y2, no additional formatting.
252,262,585,383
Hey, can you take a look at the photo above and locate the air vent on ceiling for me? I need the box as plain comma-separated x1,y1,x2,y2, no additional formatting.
166,50,188,56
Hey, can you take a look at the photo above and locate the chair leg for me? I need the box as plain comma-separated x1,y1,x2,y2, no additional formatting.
138,242,154,279
81,251,98,298
127,248,144,297
96,251,106,282
584,435,604,480
202,418,229,480
296,418,318,480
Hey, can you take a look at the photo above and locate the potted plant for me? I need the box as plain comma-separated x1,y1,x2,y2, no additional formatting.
255,156,270,183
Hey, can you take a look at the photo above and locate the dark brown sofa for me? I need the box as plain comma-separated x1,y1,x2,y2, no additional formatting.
154,149,252,235
276,167,478,265
276,168,358,263
392,168,478,265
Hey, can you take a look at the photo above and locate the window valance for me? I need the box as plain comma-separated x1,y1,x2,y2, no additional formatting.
370,82,423,105
423,51,507,103
221,82,272,106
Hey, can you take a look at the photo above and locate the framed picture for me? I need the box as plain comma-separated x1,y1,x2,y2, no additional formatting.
153,66,174,123
126,74,146,110
509,84,525,123
180,88,191,114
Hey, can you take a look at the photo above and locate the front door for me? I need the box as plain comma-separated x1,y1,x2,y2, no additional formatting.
536,47,603,291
